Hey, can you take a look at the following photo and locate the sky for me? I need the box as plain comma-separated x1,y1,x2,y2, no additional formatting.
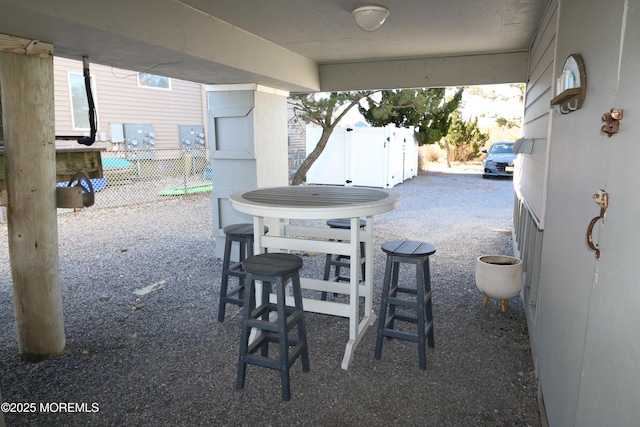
459,84,524,130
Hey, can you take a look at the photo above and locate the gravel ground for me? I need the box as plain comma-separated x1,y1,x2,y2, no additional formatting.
0,163,541,426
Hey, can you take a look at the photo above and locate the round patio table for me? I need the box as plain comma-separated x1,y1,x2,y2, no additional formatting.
229,185,400,369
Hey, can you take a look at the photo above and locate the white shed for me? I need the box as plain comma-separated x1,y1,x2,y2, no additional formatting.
305,125,418,188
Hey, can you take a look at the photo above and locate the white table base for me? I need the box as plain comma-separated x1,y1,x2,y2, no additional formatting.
253,216,375,370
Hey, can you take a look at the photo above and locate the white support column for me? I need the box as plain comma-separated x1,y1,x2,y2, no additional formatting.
205,84,289,258
0,34,65,358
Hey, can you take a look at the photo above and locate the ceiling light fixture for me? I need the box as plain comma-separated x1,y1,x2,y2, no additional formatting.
352,5,390,31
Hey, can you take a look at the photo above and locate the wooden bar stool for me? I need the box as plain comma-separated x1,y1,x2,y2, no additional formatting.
374,240,436,370
217,223,268,322
321,218,366,300
236,252,310,401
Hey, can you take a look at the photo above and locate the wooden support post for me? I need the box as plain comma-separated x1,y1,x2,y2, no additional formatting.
0,34,65,359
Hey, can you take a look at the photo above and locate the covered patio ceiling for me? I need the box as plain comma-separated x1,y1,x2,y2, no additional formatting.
0,0,549,91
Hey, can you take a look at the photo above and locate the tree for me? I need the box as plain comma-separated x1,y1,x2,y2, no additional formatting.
359,88,463,166
289,91,375,185
446,110,489,163
357,90,427,128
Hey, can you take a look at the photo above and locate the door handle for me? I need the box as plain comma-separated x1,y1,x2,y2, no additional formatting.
586,190,609,260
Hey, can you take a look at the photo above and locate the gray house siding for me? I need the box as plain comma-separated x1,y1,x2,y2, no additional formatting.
514,0,557,370
519,0,640,425
53,57,205,151
287,101,306,171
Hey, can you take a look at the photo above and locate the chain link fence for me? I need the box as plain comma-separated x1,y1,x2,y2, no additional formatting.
56,147,211,213
1,148,211,222
0,145,303,221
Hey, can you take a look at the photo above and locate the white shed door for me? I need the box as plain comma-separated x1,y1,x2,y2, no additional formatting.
349,128,387,187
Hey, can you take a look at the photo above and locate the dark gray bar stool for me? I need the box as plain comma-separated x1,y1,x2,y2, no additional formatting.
217,223,268,322
321,218,366,300
236,252,310,401
374,240,436,370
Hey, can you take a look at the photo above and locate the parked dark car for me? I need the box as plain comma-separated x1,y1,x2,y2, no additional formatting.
482,141,515,178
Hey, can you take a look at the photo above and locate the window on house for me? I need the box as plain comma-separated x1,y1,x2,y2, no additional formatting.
138,73,171,90
68,72,98,130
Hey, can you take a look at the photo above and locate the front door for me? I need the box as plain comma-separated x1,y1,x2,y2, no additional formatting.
573,2,640,424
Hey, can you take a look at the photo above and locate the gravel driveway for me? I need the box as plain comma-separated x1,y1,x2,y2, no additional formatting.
0,163,540,426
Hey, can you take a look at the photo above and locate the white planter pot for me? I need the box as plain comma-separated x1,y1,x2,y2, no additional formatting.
475,255,523,312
